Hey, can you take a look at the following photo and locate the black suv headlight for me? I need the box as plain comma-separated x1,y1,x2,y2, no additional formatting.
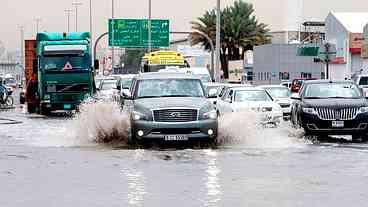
359,107,368,114
302,107,318,115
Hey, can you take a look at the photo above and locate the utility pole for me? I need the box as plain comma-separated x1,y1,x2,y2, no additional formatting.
34,18,42,33
111,0,115,74
72,2,82,32
325,43,330,80
64,9,73,33
89,0,93,65
215,0,221,82
148,0,152,52
20,26,24,67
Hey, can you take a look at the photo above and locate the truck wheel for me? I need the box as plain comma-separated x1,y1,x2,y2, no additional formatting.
27,103,37,114
20,96,25,105
40,106,50,116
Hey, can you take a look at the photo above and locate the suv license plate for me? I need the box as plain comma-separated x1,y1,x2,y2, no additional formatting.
332,121,344,128
164,135,189,141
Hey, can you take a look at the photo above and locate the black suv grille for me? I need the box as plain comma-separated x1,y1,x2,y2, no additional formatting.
153,109,198,122
315,108,359,120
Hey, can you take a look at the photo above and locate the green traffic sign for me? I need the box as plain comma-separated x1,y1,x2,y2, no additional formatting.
108,19,170,48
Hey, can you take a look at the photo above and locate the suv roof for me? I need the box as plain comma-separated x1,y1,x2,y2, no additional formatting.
135,72,199,80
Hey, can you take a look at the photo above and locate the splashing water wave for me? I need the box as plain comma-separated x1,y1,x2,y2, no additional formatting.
72,101,130,145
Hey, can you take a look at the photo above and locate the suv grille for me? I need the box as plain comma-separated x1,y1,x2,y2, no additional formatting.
315,108,359,120
153,109,198,122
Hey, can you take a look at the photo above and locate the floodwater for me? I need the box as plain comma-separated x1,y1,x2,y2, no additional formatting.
1,103,368,207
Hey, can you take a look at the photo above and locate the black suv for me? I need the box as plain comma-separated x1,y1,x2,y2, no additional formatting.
291,80,368,141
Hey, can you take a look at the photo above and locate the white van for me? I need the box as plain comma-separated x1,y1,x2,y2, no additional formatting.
181,67,212,83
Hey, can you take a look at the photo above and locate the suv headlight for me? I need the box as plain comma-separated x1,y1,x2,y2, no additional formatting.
203,110,217,120
132,111,147,121
302,107,317,115
359,107,368,114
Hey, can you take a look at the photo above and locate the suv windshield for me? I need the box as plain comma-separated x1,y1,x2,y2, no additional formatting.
264,87,290,98
235,90,273,102
137,79,204,98
304,83,362,98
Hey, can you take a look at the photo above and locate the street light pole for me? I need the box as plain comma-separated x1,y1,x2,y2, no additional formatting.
148,0,152,52
215,0,221,82
64,9,73,33
72,2,82,32
34,18,42,33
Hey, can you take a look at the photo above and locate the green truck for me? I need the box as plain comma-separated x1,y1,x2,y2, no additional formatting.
24,32,94,114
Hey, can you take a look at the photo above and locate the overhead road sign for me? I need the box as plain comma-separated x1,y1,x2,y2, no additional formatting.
108,19,169,48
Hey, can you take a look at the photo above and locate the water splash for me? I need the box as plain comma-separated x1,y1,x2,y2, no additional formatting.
72,100,130,145
217,110,308,149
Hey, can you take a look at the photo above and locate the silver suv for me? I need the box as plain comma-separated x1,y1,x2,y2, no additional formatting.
123,72,218,144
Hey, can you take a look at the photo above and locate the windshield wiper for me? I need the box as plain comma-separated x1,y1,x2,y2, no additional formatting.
328,96,359,99
303,97,324,99
159,95,197,97
138,96,160,99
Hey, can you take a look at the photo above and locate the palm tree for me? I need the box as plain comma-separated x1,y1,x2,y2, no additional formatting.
190,0,271,79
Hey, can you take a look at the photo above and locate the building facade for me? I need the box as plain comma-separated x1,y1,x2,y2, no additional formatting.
325,12,368,80
253,44,324,85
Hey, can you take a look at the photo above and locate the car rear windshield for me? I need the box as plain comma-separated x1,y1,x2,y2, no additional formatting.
264,87,290,98
359,77,368,85
304,83,362,98
234,90,273,102
100,81,117,90
137,79,204,98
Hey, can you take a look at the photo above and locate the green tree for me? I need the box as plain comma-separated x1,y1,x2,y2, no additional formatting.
191,0,271,78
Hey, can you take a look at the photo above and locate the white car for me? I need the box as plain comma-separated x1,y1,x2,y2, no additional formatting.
259,85,292,120
353,74,368,96
181,67,212,83
204,82,228,105
216,86,283,125
97,79,118,101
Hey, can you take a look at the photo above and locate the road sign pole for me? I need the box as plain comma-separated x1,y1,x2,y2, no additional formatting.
111,0,115,74
148,0,152,52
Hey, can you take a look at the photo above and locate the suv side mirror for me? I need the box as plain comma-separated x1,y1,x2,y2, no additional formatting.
116,85,121,90
122,89,132,99
291,93,301,100
94,60,99,70
207,88,218,98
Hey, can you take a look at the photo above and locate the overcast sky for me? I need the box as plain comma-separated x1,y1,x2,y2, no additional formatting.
1,0,368,51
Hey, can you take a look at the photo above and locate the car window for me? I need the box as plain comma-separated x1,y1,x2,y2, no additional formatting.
225,90,233,102
234,90,273,102
358,77,368,85
264,87,291,98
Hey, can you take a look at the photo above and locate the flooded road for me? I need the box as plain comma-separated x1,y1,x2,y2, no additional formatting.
1,106,368,207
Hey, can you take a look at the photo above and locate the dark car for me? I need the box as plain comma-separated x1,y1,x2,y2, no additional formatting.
122,72,218,145
291,80,368,142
